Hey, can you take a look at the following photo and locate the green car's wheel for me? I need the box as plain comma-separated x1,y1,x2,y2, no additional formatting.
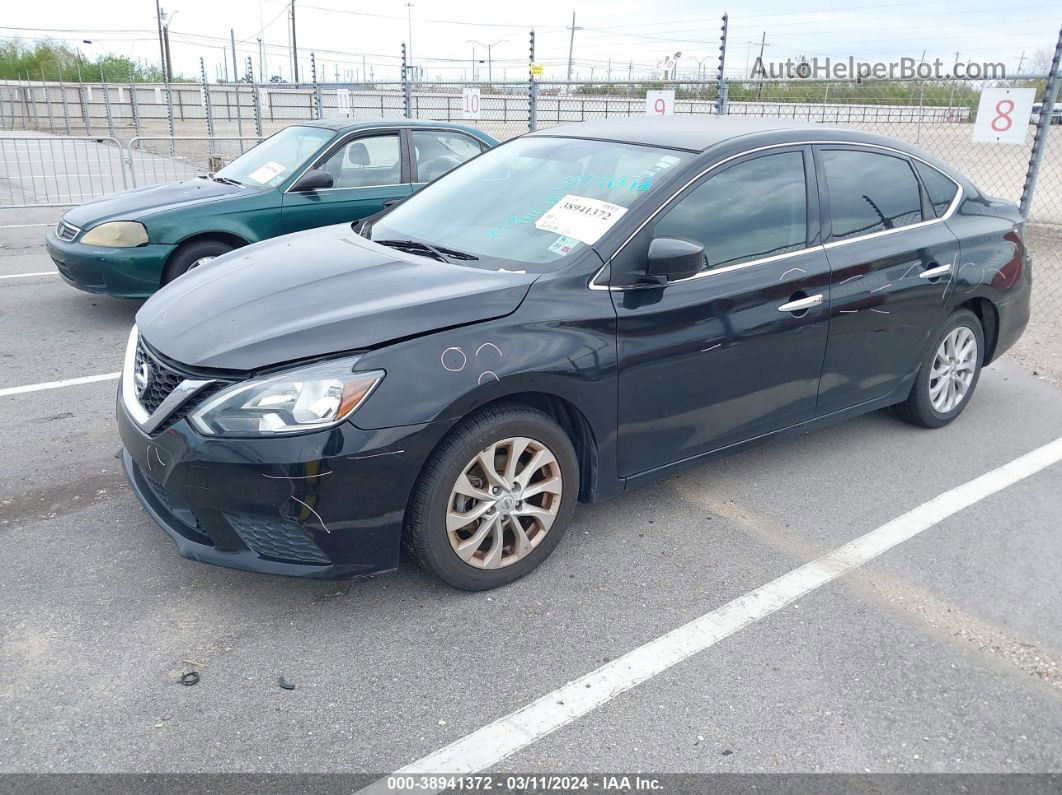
162,239,235,285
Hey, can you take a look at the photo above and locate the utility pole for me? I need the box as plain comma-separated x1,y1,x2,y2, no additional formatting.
754,31,769,98
163,23,174,81
231,29,240,85
155,0,167,79
290,0,299,83
258,38,265,82
565,11,581,86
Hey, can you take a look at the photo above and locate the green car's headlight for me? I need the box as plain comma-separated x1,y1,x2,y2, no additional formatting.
189,358,384,437
80,221,149,247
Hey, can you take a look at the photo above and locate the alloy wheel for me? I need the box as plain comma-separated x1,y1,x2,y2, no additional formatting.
446,436,563,569
929,326,978,413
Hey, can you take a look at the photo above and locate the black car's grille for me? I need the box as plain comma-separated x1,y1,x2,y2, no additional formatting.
223,512,331,565
135,338,185,414
56,219,80,241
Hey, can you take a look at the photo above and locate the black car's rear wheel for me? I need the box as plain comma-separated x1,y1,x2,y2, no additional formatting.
404,404,579,590
162,239,234,285
895,308,984,428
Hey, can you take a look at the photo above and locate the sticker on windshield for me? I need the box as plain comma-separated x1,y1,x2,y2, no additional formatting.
534,195,628,245
547,235,580,256
248,161,287,184
656,155,681,169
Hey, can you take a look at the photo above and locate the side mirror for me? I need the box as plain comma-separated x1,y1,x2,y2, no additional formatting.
646,237,705,282
291,168,334,192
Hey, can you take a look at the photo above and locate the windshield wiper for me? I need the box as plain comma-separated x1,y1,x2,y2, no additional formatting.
375,239,478,263
212,175,243,186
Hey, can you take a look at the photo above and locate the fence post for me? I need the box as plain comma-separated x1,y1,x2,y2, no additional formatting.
43,80,55,133
715,13,729,116
165,82,176,156
79,81,91,136
101,71,116,138
129,81,141,136
310,52,322,119
401,43,412,119
247,57,263,139
200,58,215,155
1020,25,1062,218
528,29,539,132
59,72,71,134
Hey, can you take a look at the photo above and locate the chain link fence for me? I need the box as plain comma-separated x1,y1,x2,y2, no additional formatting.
1,68,1061,382
2,75,1057,221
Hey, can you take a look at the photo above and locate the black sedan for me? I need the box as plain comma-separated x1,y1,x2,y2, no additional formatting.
117,117,1030,590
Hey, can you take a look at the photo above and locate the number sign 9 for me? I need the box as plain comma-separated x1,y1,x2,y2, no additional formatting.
645,90,675,117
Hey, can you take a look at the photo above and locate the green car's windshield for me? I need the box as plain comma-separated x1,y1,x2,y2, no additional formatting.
215,125,335,188
368,137,691,270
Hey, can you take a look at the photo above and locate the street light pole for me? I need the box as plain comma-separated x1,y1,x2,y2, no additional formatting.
468,39,507,84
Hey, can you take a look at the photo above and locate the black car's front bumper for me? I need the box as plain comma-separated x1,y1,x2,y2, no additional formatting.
118,394,448,578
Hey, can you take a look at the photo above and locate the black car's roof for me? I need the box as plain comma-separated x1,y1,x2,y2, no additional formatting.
526,116,870,152
294,118,483,133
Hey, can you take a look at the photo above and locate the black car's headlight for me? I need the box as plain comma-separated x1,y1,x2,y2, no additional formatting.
189,358,383,437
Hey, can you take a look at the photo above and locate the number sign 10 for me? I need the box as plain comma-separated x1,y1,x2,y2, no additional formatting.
462,88,481,120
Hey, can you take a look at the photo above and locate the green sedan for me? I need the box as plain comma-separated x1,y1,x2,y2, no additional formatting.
45,120,498,297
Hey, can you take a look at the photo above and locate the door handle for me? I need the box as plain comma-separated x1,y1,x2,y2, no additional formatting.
777,293,824,313
382,199,399,208
919,263,952,280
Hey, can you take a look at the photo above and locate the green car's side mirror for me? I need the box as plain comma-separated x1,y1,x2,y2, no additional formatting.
291,169,334,192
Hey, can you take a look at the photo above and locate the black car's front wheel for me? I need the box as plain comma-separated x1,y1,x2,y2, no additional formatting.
162,239,235,285
404,405,579,590
896,308,984,428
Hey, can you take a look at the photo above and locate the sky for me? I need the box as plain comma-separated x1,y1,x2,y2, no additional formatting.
2,0,1059,83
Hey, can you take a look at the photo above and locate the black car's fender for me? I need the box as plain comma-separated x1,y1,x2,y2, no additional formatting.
351,259,624,501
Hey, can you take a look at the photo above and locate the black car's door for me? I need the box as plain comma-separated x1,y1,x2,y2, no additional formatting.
611,147,832,477
813,145,961,415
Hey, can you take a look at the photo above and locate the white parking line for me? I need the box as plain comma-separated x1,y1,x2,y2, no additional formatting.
0,372,120,397
362,435,1062,789
0,271,57,279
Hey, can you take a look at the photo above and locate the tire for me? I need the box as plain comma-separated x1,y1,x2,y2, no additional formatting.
895,308,984,429
404,404,580,591
161,239,234,285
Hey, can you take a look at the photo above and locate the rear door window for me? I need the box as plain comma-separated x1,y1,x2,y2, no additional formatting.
412,130,484,182
821,149,924,241
913,161,959,217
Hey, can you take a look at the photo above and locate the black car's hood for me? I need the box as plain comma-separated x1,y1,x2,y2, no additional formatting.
136,225,537,371
64,178,248,227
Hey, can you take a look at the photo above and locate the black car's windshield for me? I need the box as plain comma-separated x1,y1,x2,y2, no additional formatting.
368,137,691,270
215,125,335,188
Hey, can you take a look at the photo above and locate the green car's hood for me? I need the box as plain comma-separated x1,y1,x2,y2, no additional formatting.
63,178,253,228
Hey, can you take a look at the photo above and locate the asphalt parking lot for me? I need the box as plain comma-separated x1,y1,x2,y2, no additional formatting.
2,206,1061,779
